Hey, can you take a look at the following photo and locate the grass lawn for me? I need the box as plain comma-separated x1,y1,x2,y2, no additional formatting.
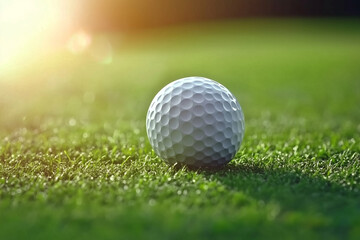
0,19,360,239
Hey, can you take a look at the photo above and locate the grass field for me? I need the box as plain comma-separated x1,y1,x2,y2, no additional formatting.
0,19,360,239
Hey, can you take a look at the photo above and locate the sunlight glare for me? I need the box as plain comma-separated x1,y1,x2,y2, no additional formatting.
0,0,75,74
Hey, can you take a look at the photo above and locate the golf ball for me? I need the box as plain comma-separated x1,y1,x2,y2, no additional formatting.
146,77,245,167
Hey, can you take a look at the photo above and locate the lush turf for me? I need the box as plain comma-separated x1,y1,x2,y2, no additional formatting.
0,19,360,239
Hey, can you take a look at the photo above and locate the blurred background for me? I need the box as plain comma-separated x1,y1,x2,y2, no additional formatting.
0,0,359,128
1,0,359,73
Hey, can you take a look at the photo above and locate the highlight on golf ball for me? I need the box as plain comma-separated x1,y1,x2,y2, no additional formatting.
146,76,245,167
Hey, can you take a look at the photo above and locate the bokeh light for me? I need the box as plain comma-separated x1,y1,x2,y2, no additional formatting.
67,30,92,54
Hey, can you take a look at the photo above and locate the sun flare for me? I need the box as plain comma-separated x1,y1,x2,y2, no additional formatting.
0,0,76,74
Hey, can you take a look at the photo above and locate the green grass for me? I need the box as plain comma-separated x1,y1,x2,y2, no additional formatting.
0,19,360,239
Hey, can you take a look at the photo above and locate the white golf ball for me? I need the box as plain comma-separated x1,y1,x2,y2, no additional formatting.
146,77,245,167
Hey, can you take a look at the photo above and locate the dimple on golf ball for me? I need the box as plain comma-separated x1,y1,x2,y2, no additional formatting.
146,77,245,167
